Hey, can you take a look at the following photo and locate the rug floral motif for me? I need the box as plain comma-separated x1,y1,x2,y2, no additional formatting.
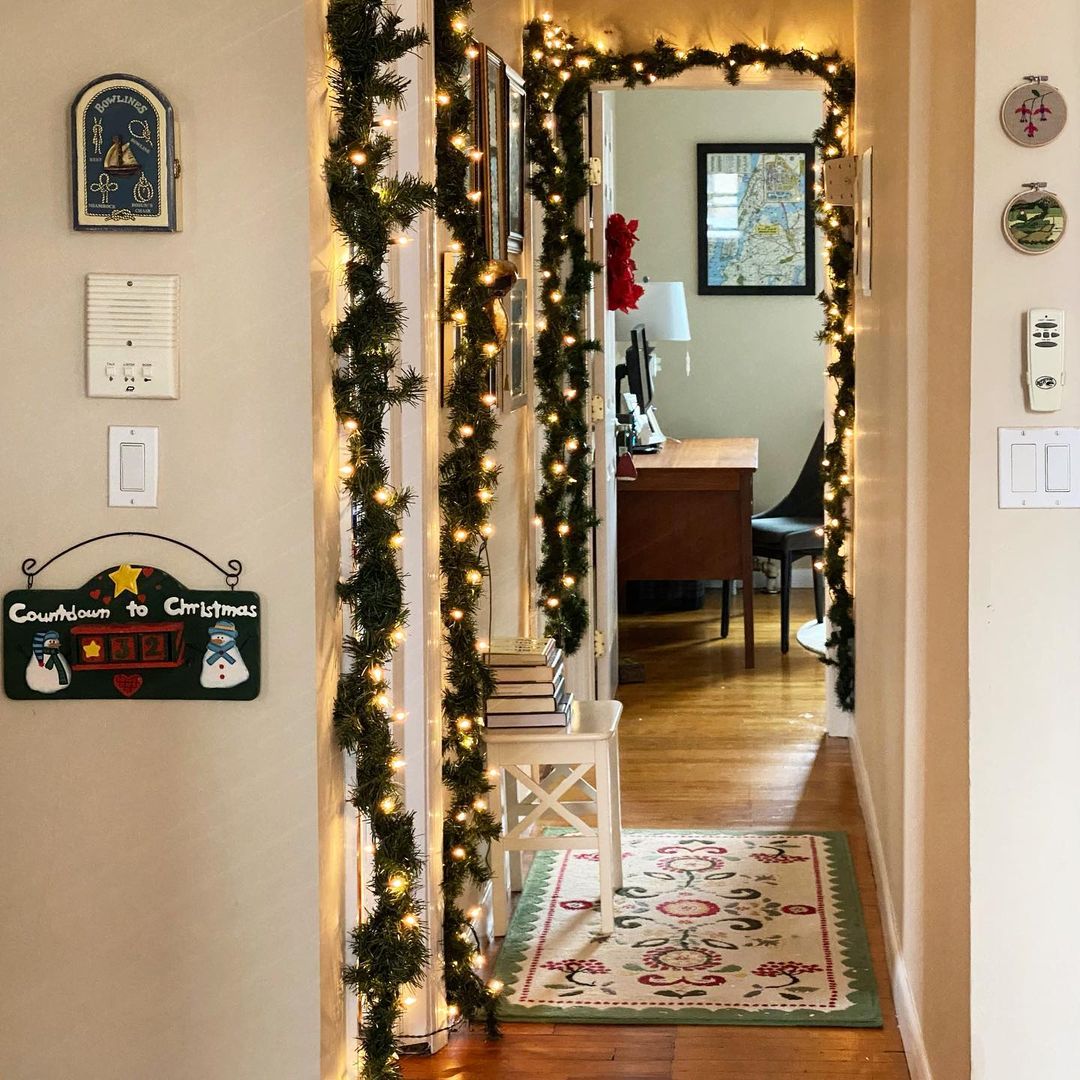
494,830,881,1026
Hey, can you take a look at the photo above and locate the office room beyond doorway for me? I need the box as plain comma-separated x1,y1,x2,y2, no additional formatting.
608,84,829,722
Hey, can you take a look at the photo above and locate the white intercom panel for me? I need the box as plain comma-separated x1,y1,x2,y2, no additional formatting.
1026,308,1065,412
86,274,179,398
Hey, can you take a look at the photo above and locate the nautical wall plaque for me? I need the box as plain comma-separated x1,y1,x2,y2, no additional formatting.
4,564,259,700
1001,78,1067,147
71,74,180,231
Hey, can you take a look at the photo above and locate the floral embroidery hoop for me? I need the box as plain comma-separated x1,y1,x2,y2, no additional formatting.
1001,77,1067,147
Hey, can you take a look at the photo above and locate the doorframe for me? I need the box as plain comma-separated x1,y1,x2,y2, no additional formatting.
586,70,850,737
338,0,449,1062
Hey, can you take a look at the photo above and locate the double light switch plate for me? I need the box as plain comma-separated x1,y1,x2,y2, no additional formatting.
998,426,1080,508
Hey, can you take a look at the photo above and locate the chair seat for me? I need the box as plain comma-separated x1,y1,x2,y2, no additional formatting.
751,515,823,554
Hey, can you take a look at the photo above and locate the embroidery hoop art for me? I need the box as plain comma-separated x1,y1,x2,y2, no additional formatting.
1000,77,1068,147
1002,182,1067,255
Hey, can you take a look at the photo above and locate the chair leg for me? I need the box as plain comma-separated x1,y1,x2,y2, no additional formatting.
720,580,731,638
489,765,511,937
780,553,792,654
813,559,825,624
594,742,616,936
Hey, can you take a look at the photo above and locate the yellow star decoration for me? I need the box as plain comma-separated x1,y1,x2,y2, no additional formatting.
108,563,143,598
82,640,102,659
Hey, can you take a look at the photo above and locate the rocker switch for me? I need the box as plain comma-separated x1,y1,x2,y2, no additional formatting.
109,426,158,508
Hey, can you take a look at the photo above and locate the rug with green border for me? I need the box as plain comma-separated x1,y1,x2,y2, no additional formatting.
493,829,881,1027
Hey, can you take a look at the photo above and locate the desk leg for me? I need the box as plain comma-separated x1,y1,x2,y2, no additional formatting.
741,473,756,669
742,572,755,669
489,766,510,937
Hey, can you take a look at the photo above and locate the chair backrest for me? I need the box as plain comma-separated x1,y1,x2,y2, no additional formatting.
759,424,825,519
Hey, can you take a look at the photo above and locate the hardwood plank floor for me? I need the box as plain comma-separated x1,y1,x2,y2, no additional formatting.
403,590,908,1079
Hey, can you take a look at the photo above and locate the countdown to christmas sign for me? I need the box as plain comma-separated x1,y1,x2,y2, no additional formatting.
4,564,259,700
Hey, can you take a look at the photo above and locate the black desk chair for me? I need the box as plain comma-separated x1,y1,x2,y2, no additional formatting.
721,425,825,653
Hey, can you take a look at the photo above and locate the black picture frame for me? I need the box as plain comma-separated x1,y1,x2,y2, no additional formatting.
697,143,815,296
481,46,507,260
505,67,526,254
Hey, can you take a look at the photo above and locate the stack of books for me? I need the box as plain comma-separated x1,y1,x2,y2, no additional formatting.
484,637,572,730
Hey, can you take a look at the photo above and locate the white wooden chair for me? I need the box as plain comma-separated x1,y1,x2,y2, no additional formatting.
486,700,624,935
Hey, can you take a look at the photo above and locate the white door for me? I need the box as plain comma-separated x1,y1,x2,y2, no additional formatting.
588,90,619,700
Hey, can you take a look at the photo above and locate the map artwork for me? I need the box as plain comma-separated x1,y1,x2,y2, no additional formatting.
697,143,816,296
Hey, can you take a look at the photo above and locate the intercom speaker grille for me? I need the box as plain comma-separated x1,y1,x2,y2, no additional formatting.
85,273,179,398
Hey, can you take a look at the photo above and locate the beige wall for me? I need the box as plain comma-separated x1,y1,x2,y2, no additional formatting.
611,87,825,511
0,2,343,1078
555,0,853,58
968,1,1080,1076
854,0,973,1076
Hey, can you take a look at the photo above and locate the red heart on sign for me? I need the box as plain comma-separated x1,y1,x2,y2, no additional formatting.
113,674,143,697
89,589,100,599
142,567,154,577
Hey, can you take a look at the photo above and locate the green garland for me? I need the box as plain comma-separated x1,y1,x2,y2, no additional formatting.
325,2,436,1076
433,0,502,1034
524,16,857,709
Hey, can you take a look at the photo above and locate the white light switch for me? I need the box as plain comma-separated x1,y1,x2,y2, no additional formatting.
1010,443,1037,492
119,442,146,491
999,427,1080,508
1046,444,1071,491
109,426,158,507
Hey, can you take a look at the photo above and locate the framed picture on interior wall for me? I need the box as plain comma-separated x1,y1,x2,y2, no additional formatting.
505,277,528,410
441,250,463,404
506,67,527,254
696,143,816,296
481,46,507,259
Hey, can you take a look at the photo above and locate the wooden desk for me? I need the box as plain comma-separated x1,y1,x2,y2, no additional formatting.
617,437,758,668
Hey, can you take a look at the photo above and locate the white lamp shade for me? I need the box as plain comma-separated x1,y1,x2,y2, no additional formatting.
614,280,691,342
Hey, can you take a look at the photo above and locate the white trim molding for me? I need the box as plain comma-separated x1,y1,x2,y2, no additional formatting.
851,729,933,1080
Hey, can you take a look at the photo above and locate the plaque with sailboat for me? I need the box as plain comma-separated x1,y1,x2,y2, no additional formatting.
71,74,180,231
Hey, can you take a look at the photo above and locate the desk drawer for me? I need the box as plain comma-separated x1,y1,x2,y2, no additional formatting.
624,466,744,492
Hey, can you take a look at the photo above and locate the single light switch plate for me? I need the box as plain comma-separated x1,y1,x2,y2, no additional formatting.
109,426,158,507
998,426,1080,508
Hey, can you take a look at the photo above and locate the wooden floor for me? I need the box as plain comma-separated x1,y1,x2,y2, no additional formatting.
403,591,908,1079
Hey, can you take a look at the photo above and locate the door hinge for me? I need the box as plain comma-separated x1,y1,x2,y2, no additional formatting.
590,393,605,423
594,630,606,658
587,157,602,186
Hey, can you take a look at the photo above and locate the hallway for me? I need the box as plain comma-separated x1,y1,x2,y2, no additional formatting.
403,591,908,1079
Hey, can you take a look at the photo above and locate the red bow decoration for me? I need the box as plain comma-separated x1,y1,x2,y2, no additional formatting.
606,213,645,313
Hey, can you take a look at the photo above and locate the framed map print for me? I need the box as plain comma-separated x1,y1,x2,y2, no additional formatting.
697,143,815,295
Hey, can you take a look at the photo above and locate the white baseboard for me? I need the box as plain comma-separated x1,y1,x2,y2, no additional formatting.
850,731,933,1080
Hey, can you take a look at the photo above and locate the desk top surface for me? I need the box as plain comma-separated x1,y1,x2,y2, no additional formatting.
632,436,759,471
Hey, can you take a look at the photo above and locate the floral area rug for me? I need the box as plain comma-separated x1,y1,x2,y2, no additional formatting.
494,830,881,1026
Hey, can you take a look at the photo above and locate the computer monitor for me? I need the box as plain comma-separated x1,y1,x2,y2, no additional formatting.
620,323,652,411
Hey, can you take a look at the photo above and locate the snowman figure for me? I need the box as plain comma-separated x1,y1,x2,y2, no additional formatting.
25,630,72,694
199,619,250,689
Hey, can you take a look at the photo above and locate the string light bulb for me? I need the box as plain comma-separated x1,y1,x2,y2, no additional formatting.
346,143,368,166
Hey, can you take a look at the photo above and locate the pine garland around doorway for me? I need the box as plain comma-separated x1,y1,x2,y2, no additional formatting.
524,17,857,710
326,1,437,1077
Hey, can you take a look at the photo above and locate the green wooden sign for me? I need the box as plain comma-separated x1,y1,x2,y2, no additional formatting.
4,563,259,700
